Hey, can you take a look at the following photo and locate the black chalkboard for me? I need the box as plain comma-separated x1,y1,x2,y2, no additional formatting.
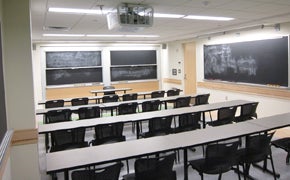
46,51,101,68
111,66,157,81
0,24,7,146
111,50,156,65
204,37,288,86
46,68,102,85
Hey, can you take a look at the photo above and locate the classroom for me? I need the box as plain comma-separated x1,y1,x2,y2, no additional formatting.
0,0,290,180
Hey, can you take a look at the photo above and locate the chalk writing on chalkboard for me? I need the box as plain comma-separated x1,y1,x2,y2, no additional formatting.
46,51,101,68
111,66,157,81
204,37,288,87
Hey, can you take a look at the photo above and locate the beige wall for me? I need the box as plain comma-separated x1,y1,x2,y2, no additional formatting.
2,0,40,179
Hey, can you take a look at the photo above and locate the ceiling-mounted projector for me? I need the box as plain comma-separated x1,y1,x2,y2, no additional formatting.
107,3,153,32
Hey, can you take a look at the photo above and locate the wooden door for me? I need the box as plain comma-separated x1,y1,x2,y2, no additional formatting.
183,42,197,95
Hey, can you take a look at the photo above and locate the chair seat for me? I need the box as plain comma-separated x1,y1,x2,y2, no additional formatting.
189,158,233,175
50,142,88,152
272,137,290,164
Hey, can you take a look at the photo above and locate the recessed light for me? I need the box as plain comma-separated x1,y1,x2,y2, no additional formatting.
43,34,85,37
48,7,109,14
183,15,234,21
154,13,184,18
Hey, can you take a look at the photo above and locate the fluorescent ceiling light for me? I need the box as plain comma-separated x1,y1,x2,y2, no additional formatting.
154,13,184,18
48,7,109,14
86,35,124,37
125,35,159,38
183,15,234,21
86,34,159,38
43,34,85,37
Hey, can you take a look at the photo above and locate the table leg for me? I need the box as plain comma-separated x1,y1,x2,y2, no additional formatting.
64,170,69,180
202,112,206,128
183,148,188,180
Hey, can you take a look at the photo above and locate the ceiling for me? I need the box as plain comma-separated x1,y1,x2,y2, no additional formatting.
31,0,290,43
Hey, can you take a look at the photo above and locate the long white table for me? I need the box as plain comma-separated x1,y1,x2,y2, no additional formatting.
90,88,132,96
38,100,253,134
45,112,290,180
38,96,103,105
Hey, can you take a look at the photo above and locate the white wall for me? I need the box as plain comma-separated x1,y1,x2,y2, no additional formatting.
2,0,40,179
162,41,184,91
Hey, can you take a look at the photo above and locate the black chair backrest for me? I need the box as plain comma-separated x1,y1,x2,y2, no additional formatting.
142,100,161,112
240,102,258,119
102,94,119,103
93,122,125,145
103,86,116,95
151,90,165,98
45,99,64,108
167,89,180,97
174,96,191,108
244,132,274,163
71,97,89,106
46,109,72,124
78,106,101,119
217,106,237,123
176,112,201,132
50,127,87,152
118,102,138,115
72,163,122,180
146,116,173,137
204,141,239,173
122,93,138,101
195,94,210,105
134,153,176,180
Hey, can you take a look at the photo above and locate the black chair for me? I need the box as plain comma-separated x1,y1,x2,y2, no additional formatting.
194,94,212,120
207,106,237,127
45,99,64,108
195,93,210,106
141,99,161,112
78,106,101,119
90,122,126,146
272,137,290,164
122,93,138,101
188,141,240,180
166,88,181,109
45,109,72,124
139,116,173,138
118,102,138,115
72,162,122,180
238,132,277,179
151,90,165,98
102,94,119,116
50,127,88,152
174,112,201,133
103,85,116,95
234,102,258,123
71,97,89,106
123,153,176,180
173,96,191,108
166,88,180,97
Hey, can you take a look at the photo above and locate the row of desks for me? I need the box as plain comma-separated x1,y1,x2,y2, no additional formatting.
38,99,252,134
39,89,178,105
45,112,290,180
36,93,199,115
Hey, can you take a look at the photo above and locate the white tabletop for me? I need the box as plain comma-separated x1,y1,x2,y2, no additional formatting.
36,103,105,115
247,112,290,131
38,100,254,133
46,112,290,173
38,96,103,105
90,88,132,93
